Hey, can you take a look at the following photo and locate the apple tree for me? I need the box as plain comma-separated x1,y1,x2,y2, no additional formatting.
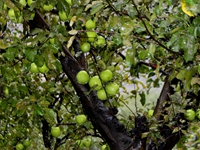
0,0,200,149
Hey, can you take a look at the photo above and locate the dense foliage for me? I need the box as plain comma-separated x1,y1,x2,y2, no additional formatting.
0,0,200,149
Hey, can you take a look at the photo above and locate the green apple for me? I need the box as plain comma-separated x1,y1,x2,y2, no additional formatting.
76,70,90,84
184,109,196,121
59,11,68,21
38,63,49,73
89,76,102,90
18,15,23,23
16,143,24,150
85,19,96,29
4,87,9,96
30,62,39,73
23,139,31,147
100,69,113,82
3,3,7,10
76,114,87,124
8,8,16,20
148,109,154,118
196,110,200,120
51,127,61,137
97,89,107,100
81,42,91,53
43,4,54,11
86,31,97,42
82,137,91,148
27,0,33,6
49,38,55,44
101,144,107,150
66,0,72,5
105,82,119,96
95,36,106,47
19,0,27,7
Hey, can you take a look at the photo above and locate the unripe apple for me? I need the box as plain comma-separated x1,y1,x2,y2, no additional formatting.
49,38,55,44
4,87,9,95
184,109,196,121
85,19,96,29
95,36,106,47
16,143,24,150
97,89,107,100
8,8,16,20
59,11,68,21
27,0,33,6
81,42,91,53
23,139,31,147
19,0,27,7
66,0,72,5
101,144,107,150
76,114,87,124
43,4,54,11
51,127,61,137
38,63,49,73
148,109,154,118
89,76,102,90
105,82,119,96
76,70,90,84
100,69,113,82
30,62,39,73
3,3,7,10
196,110,200,120
86,32,97,42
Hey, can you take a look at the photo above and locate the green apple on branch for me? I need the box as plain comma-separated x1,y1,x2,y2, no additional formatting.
30,62,39,73
81,42,91,53
76,114,87,125
16,143,24,150
51,126,61,138
76,70,90,84
97,89,107,100
38,63,49,73
19,0,27,7
86,32,97,42
59,11,68,21
100,69,113,82
85,19,96,29
184,109,196,121
43,4,54,11
105,82,119,96
89,76,102,90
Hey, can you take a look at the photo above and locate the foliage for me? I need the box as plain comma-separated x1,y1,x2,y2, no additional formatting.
0,0,200,149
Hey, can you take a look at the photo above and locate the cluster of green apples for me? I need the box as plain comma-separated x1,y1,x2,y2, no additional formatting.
15,139,31,150
80,19,106,53
6,0,36,23
184,109,200,121
30,62,49,74
76,69,119,100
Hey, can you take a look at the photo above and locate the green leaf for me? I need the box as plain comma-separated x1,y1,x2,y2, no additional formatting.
34,54,45,67
125,5,137,18
25,47,37,62
33,104,44,116
43,108,57,125
90,2,104,15
139,92,146,106
176,69,187,80
3,47,18,61
57,0,70,15
42,49,57,69
126,48,136,66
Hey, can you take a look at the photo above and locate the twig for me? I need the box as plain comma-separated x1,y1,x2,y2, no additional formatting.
131,0,180,54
